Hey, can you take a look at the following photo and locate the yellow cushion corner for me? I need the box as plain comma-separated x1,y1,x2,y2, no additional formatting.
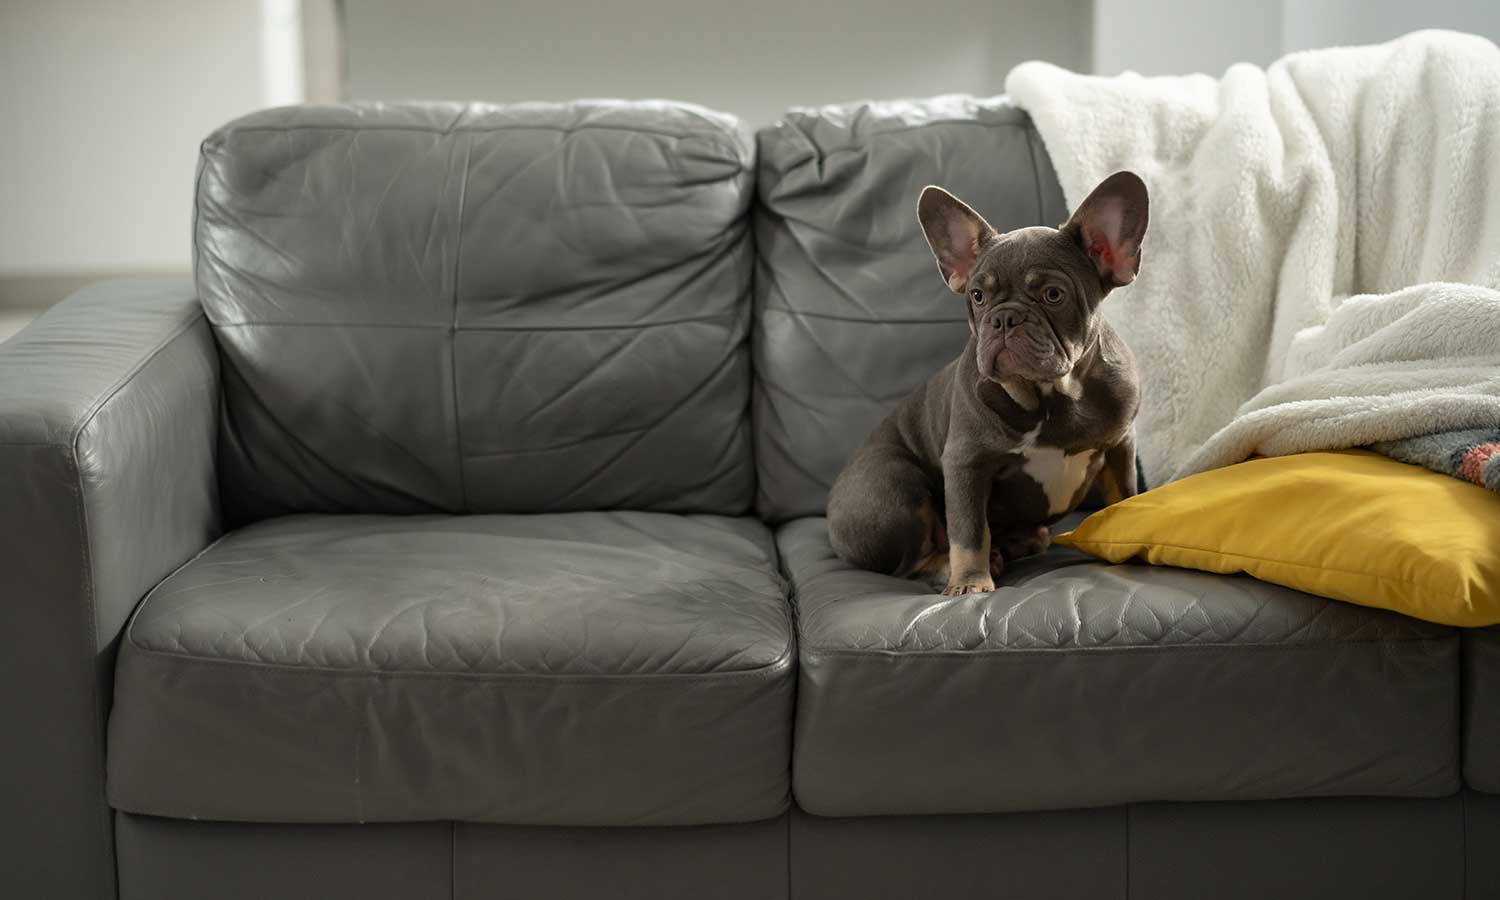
1055,450,1500,627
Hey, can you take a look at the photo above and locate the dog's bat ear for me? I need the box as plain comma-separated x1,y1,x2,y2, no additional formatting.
918,186,997,294
1062,171,1149,288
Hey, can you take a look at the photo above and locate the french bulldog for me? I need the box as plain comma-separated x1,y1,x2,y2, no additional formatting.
827,171,1148,595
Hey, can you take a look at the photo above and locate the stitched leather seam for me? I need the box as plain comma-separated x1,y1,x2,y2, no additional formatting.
764,118,1029,163
216,122,742,143
191,139,207,295
760,306,969,326
1460,788,1469,897
70,311,206,442
801,636,1455,660
1023,124,1048,226
208,312,738,331
61,444,115,896
122,643,797,684
450,131,473,510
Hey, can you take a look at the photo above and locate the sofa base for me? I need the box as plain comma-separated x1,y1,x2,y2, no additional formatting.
114,813,788,900
117,793,1499,899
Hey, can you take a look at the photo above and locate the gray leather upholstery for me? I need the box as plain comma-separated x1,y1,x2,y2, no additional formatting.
117,796,1484,900
107,511,793,825
1468,790,1500,896
1129,795,1465,900
116,814,452,900
752,96,1068,522
1465,627,1500,792
796,796,1471,900
455,817,788,900
0,280,220,900
792,806,1124,899
778,515,1459,817
118,813,787,900
198,102,756,524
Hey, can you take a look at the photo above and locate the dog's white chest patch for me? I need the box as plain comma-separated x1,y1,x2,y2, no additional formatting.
1021,446,1097,516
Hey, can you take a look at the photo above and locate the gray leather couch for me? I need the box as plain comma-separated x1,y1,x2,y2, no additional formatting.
2,98,1496,899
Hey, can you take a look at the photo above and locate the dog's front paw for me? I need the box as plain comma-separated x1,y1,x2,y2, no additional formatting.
942,573,995,596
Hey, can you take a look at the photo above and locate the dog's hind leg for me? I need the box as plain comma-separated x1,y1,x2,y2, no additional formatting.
827,444,942,579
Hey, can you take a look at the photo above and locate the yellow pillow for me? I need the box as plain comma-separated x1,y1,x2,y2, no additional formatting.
1055,450,1500,626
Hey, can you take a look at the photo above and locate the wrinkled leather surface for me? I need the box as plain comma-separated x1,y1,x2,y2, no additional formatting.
752,96,1068,522
0,280,219,900
779,515,1459,816
1464,627,1500,792
108,511,793,825
197,101,756,524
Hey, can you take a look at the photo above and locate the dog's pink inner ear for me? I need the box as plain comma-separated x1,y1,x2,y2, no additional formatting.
919,186,998,294
943,219,982,291
1080,198,1139,286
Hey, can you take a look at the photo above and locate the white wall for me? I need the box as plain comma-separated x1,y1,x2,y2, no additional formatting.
0,1,266,277
1283,0,1500,53
344,0,1092,127
1094,0,1282,76
1093,0,1500,77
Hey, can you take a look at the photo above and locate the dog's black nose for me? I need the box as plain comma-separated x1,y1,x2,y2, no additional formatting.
992,309,1022,331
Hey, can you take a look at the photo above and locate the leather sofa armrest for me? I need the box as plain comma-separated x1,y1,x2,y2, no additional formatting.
0,278,220,899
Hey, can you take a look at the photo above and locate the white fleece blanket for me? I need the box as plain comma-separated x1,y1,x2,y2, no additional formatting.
1005,30,1500,485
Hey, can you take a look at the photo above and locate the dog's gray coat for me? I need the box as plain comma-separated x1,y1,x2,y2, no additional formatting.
827,172,1149,595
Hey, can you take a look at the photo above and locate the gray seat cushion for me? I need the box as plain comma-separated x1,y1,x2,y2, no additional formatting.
779,515,1459,817
108,512,793,826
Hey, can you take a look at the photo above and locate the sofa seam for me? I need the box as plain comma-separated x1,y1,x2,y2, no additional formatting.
207,311,738,332
121,642,797,684
800,635,1456,660
762,118,1030,164
121,533,235,653
784,808,793,900
63,444,115,898
450,131,473,511
216,122,740,143
1461,787,1469,899
1023,123,1049,225
191,136,207,297
759,305,968,326
69,311,207,444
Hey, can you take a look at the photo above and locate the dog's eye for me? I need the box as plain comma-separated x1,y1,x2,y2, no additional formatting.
970,289,985,305
1041,286,1065,304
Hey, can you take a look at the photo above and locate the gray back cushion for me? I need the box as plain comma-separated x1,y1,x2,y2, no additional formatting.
752,96,1067,522
196,102,756,523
